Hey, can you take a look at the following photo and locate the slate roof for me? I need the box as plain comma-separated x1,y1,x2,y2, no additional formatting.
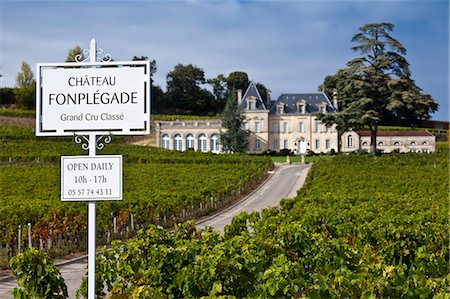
270,93,336,114
239,81,267,111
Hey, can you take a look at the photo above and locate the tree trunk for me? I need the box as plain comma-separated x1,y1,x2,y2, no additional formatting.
337,129,344,153
370,125,377,154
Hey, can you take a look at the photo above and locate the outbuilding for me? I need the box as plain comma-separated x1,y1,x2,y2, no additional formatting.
341,130,436,153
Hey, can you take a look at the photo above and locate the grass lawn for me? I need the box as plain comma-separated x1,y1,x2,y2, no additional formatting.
272,141,448,164
271,154,335,163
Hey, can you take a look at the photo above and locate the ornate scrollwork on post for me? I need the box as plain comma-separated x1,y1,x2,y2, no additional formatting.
74,134,112,151
96,135,112,150
74,49,91,63
96,48,112,62
74,39,112,63
74,135,90,151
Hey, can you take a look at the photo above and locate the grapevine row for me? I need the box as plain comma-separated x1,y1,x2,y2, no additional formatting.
82,150,449,298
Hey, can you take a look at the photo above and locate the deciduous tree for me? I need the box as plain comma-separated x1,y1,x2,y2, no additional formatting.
14,61,35,110
166,64,215,115
65,46,83,62
132,56,161,114
209,72,270,111
226,71,249,92
207,74,227,102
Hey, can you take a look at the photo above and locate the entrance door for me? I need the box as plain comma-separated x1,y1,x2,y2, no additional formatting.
298,139,307,154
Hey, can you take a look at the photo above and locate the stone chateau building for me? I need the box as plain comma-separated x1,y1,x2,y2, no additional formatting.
156,82,436,154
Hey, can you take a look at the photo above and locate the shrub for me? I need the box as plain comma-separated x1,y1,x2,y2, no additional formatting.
10,248,68,298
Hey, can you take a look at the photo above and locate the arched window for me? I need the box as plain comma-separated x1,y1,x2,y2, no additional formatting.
362,141,368,146
162,134,170,149
422,141,429,145
411,141,417,146
347,135,353,147
394,141,400,146
174,134,183,151
186,134,195,149
211,134,219,153
378,141,384,146
198,134,207,152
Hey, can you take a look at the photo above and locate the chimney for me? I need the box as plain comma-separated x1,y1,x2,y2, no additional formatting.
266,89,271,109
332,89,338,111
237,89,243,106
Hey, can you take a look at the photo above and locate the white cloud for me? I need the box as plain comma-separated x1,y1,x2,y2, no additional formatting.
0,0,447,120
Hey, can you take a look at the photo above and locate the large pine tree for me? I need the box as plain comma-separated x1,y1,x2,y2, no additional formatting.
318,23,438,154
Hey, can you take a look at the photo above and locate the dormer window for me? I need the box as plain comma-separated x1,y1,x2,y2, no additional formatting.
247,96,256,111
319,105,326,114
276,103,284,115
296,100,306,114
318,101,327,114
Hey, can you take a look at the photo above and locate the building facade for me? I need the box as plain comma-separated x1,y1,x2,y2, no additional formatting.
156,82,339,154
155,120,223,153
155,82,436,154
238,82,338,154
341,130,436,153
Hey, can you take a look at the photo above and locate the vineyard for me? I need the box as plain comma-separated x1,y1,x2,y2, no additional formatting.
81,149,449,298
0,124,272,268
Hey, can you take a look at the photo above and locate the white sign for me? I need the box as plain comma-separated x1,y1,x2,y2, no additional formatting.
36,61,150,136
61,155,122,201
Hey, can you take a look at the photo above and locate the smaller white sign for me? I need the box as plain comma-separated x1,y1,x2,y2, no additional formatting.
61,155,122,201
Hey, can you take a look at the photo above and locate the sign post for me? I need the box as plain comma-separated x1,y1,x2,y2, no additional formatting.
87,133,96,299
36,39,150,299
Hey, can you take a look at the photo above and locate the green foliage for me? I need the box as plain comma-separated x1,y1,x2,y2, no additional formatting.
16,62,34,88
225,71,249,92
436,141,448,151
14,62,36,110
165,64,217,115
219,88,249,153
14,85,35,110
86,151,448,298
10,248,68,298
0,87,16,105
0,125,271,267
318,23,439,154
0,109,35,118
207,74,228,103
65,46,83,62
207,72,269,114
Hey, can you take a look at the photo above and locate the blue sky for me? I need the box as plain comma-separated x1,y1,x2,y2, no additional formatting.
1,0,448,121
